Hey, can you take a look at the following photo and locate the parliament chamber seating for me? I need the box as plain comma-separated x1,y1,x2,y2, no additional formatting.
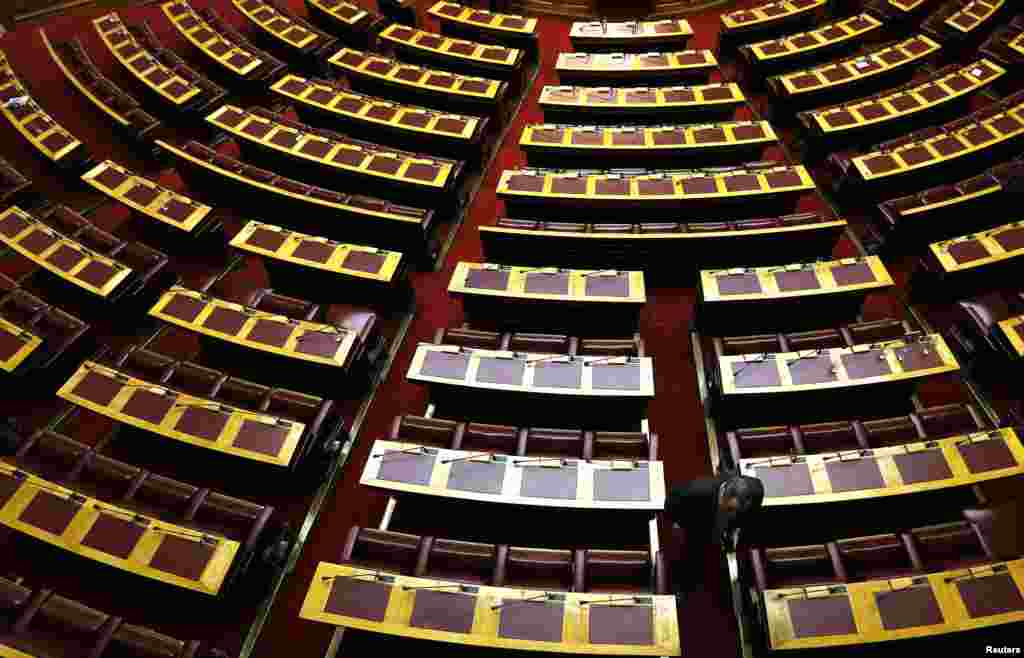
0,272,91,379
980,13,1024,70
0,49,88,170
434,326,645,357
303,0,388,51
497,161,814,220
914,219,1024,299
864,0,944,24
161,1,287,85
711,318,914,356
270,75,489,160
93,14,227,116
554,50,718,85
390,414,658,461
42,31,163,146
827,90,1024,199
0,204,173,311
377,24,526,82
953,289,1024,363
0,157,30,206
567,18,693,53
229,0,338,63
207,105,466,211
718,0,829,53
158,140,436,259
877,157,1023,245
538,82,747,124
427,2,539,50
0,575,213,658
921,0,1007,46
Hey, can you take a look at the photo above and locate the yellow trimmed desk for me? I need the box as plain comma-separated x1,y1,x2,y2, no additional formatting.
161,1,275,81
698,257,894,332
362,440,666,510
920,221,1024,297
408,344,654,426
206,105,463,208
0,461,238,595
715,334,960,426
448,261,644,333
568,20,692,52
555,51,716,85
838,97,1024,197
478,215,848,278
82,160,214,235
767,35,941,110
0,50,84,167
157,140,435,259
496,164,813,220
762,559,1024,649
741,13,883,74
0,207,132,300
271,75,487,159
328,48,507,117
379,24,523,80
40,28,130,133
538,83,745,123
303,0,384,50
520,120,775,166
720,0,827,45
997,316,1024,359
741,428,1024,507
428,2,537,48
868,0,940,20
93,13,202,108
148,286,360,391
57,361,306,467
929,0,1005,40
798,59,1005,150
0,644,36,658
0,317,42,374
231,0,336,58
301,563,681,654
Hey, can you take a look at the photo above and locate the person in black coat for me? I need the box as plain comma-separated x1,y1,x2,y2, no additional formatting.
664,472,764,591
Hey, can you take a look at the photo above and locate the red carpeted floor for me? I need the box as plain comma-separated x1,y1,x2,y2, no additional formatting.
1,0,1012,657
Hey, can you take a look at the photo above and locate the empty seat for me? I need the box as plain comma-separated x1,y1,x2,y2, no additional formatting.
425,538,496,584
434,327,503,350
837,534,916,581
14,430,90,481
0,576,30,627
578,335,644,357
589,431,657,461
242,288,320,322
503,547,577,591
107,623,195,658
506,332,574,354
74,452,142,501
390,415,460,448
962,501,1023,561
583,549,654,593
16,594,111,657
524,427,586,457
459,422,523,454
911,521,991,571
750,544,842,591
344,527,423,575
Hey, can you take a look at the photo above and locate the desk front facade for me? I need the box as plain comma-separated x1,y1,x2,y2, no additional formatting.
448,262,645,333
362,440,665,510
302,563,681,655
408,344,654,427
720,0,828,48
303,0,384,50
232,0,336,60
378,24,524,80
762,559,1024,649
429,2,537,48
698,257,894,332
555,51,716,85
569,19,692,52
714,335,960,426
742,13,883,77
161,1,278,83
496,165,813,220
920,221,1024,296
539,83,745,123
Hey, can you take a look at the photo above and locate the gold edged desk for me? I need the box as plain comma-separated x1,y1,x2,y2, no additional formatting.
428,2,537,48
555,50,716,85
0,461,239,595
0,317,42,374
40,28,131,130
741,428,1024,507
301,562,681,655
697,257,894,332
569,20,692,52
448,262,644,333
82,160,212,234
362,440,666,510
941,0,1004,37
378,24,523,79
0,644,37,658
0,50,83,165
997,316,1024,358
923,221,1024,296
763,559,1024,649
538,83,745,123
231,0,335,57
721,0,827,39
304,0,383,50
742,13,883,72
57,361,305,467
161,1,268,79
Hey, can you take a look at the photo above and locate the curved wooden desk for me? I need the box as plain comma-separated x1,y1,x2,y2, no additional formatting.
301,563,681,654
720,0,827,39
448,262,644,332
555,51,716,84
82,160,212,234
924,221,1024,297
328,48,507,116
0,317,42,373
763,559,1024,649
362,440,665,510
161,1,269,79
428,2,537,47
698,257,893,332
520,121,775,166
926,0,1005,41
304,0,383,50
40,29,130,131
496,165,813,220
0,462,238,595
93,13,201,107
997,316,1024,358
742,13,883,72
539,83,744,123
569,20,692,52
0,207,132,299
0,50,83,165
0,644,36,658
740,428,1024,507
270,75,487,158
379,24,523,79
57,361,305,467
231,0,336,57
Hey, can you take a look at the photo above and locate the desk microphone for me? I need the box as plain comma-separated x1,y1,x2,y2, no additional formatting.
401,583,476,592
491,592,557,611
371,445,424,459
579,595,652,606
440,451,494,464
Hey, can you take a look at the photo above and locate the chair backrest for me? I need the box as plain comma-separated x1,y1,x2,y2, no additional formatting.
75,452,141,501
16,430,89,481
911,521,989,572
716,334,783,357
784,328,844,352
525,427,586,457
244,288,319,322
425,538,496,584
107,623,186,658
590,431,651,460
460,422,521,454
348,528,421,574
916,404,986,438
504,547,575,591
164,361,225,399
506,332,573,355
131,473,196,518
392,415,459,448
116,347,175,383
753,544,839,590
859,416,920,448
844,319,909,346
798,421,860,454
583,549,652,593
963,501,1023,561
436,328,503,350
837,534,915,581
577,337,642,357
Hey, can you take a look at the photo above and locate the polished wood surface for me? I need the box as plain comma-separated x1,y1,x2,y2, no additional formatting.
149,286,358,368
57,361,306,466
231,0,331,54
721,0,826,33
745,13,882,63
555,51,716,80
929,221,1024,273
764,558,1024,649
520,121,775,155
741,428,1024,506
569,19,692,49
538,83,744,114
428,2,537,38
0,317,42,373
301,562,681,655
700,257,893,302
449,262,645,303
161,1,266,77
362,440,666,510
0,461,239,595
0,207,132,298
40,28,130,130
379,24,523,72
0,50,82,163
943,0,1003,35
305,0,370,25
82,160,212,233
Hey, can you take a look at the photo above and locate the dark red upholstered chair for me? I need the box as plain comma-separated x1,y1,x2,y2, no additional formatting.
578,334,644,357
749,544,845,591
582,549,656,594
506,332,575,355
727,425,798,462
343,527,423,575
784,328,845,351
502,547,578,591
390,415,461,449
798,421,864,453
0,576,30,628
14,430,91,482
165,361,227,399
910,521,992,571
956,290,1023,357
194,492,273,551
74,453,142,501
31,305,90,369
842,319,912,346
714,334,786,357
107,623,200,658
963,501,1023,561
131,473,197,518
323,303,382,366
433,327,503,350
459,422,524,455
859,415,920,448
524,427,586,457
113,347,176,384
242,288,320,322
837,534,918,581
915,403,987,437
15,594,113,658
588,431,657,461
424,537,498,585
